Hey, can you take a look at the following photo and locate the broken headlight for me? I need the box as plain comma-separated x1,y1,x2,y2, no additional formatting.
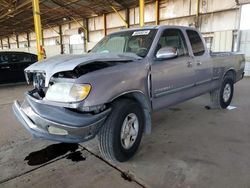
33,72,46,89
45,83,91,103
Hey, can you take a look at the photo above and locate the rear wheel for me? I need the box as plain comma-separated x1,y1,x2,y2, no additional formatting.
98,99,144,162
210,76,234,109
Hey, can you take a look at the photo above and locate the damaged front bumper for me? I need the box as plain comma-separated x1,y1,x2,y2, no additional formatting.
12,95,110,143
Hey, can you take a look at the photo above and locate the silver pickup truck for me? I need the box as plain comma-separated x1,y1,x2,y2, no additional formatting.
13,26,245,162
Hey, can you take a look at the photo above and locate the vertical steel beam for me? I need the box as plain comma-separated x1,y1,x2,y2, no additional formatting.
125,8,130,28
16,34,19,48
0,38,3,49
195,0,200,28
103,13,107,36
7,37,10,49
32,0,44,60
139,0,145,27
155,0,159,25
85,18,89,42
27,32,30,47
83,18,89,52
236,5,242,52
59,25,64,54
41,29,44,46
196,0,200,17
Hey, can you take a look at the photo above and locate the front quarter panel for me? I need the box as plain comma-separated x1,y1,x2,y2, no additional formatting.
75,60,150,107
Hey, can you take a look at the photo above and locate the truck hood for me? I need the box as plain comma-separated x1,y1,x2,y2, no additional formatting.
25,53,142,87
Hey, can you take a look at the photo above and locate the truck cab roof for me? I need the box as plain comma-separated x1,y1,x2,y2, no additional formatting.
110,25,198,35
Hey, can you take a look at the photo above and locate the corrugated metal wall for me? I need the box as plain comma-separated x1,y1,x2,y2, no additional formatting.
240,30,250,76
1,0,250,62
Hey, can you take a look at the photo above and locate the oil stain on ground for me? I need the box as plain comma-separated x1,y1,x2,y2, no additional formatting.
66,151,86,162
24,143,85,166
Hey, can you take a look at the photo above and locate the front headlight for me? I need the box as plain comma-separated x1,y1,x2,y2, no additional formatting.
45,83,91,103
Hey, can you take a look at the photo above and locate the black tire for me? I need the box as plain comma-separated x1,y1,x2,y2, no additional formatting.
98,98,144,162
219,77,234,109
210,76,234,109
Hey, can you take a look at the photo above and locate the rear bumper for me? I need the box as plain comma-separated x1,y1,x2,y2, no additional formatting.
12,96,110,143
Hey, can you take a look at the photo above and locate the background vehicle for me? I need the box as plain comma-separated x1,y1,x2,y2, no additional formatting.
0,51,37,84
13,26,245,162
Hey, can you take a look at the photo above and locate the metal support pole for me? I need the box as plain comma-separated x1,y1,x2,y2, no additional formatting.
0,38,3,49
236,5,242,52
16,34,19,48
59,25,64,54
83,18,88,52
196,0,200,17
32,0,44,60
7,37,10,49
110,6,128,28
85,18,89,42
125,8,130,28
103,13,107,36
41,29,44,46
27,33,30,47
196,0,200,28
155,0,159,25
139,0,145,27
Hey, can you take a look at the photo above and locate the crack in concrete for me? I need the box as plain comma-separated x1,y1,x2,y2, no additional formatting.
0,144,147,188
0,148,84,184
78,144,148,188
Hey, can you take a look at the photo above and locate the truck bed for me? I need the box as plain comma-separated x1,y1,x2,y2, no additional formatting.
210,52,245,82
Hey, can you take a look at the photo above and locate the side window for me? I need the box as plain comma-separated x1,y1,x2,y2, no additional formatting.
186,30,205,56
20,54,32,63
9,53,31,63
155,29,188,57
0,54,9,64
9,54,19,63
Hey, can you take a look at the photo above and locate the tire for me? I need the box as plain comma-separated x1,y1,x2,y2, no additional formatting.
98,98,144,162
210,76,234,109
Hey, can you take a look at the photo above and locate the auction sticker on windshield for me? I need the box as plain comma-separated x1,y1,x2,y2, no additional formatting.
132,30,150,36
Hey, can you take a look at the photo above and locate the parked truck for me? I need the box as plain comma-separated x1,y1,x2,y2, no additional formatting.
13,26,245,162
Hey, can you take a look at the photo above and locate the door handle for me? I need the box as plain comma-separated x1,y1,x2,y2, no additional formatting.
0,66,10,69
197,61,202,66
187,61,192,68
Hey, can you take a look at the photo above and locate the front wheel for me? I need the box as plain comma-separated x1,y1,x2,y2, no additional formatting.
210,76,234,109
98,99,144,162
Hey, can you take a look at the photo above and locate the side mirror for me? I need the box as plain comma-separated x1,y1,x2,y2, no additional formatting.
156,46,178,59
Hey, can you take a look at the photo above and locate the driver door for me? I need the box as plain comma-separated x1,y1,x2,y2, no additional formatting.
151,28,196,110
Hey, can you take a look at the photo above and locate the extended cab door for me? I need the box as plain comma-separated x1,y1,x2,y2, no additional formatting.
186,30,213,91
151,28,196,110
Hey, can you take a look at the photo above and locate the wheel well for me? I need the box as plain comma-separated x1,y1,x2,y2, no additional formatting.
110,92,152,134
224,69,236,83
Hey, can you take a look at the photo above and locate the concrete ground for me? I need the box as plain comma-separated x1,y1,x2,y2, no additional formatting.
0,78,250,188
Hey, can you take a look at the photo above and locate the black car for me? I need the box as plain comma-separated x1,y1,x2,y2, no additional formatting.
0,51,37,84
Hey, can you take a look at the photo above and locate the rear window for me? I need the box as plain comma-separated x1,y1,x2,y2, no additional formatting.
186,30,205,56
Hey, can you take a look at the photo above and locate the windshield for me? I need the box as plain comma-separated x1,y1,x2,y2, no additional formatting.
91,29,157,57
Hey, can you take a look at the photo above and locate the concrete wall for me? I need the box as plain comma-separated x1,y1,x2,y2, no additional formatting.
1,0,250,60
